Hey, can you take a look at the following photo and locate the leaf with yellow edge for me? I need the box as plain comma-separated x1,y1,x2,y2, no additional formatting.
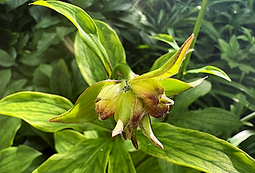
161,77,207,96
185,65,231,82
137,34,194,79
50,80,118,123
31,1,112,76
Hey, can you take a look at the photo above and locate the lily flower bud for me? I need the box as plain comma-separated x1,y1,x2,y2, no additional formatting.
95,81,125,120
128,78,172,118
112,90,145,137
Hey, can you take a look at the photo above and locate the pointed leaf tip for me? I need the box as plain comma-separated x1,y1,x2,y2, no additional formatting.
139,34,194,79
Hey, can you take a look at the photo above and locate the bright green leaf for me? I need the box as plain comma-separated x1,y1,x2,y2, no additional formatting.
95,20,126,67
54,129,87,153
0,145,41,173
161,77,206,96
0,91,87,132
228,130,255,147
50,80,118,123
108,138,136,173
138,34,194,79
138,123,255,173
74,32,108,85
185,65,231,82
169,107,242,138
31,1,112,77
150,51,176,72
158,159,200,173
170,80,211,115
150,34,179,50
32,138,113,173
0,115,21,150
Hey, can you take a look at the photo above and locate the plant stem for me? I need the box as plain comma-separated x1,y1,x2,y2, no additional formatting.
177,0,209,79
241,112,255,122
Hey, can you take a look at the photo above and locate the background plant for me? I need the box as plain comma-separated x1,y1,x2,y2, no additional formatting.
0,0,255,172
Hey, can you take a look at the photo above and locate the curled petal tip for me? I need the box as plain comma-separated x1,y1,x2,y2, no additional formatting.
112,120,124,137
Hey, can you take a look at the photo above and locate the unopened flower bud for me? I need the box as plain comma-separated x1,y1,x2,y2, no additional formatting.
95,81,125,120
112,90,145,137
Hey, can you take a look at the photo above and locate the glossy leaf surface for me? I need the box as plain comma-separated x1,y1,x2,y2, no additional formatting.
33,138,113,173
0,115,21,150
0,91,86,132
161,77,206,96
185,65,231,82
138,123,255,173
0,145,41,173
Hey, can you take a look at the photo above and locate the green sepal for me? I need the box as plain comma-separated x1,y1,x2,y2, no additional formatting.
137,34,194,79
50,80,118,123
139,114,163,149
161,77,207,96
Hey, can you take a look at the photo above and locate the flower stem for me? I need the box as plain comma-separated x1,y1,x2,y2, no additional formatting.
177,0,209,79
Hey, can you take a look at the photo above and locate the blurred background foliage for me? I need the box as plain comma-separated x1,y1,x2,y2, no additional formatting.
1,0,255,170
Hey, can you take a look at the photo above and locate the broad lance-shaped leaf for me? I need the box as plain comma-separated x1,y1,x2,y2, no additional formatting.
0,91,88,132
50,80,119,123
31,1,112,77
0,115,21,150
137,34,194,79
160,77,207,96
108,138,136,173
185,65,231,82
74,21,126,85
32,138,113,173
0,145,42,173
138,123,255,173
74,33,108,86
169,107,242,138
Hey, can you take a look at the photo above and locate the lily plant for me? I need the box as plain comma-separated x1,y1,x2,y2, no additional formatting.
1,1,255,173
30,1,205,150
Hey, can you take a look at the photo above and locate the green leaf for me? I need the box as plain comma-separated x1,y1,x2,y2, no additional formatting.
0,69,12,98
0,145,41,173
150,51,176,72
158,159,200,173
138,123,255,173
0,115,21,150
32,138,113,173
2,78,27,98
108,138,136,173
169,107,242,138
138,34,194,79
50,59,72,100
0,91,86,132
95,20,126,67
54,129,87,153
228,130,255,147
5,0,29,11
31,1,112,77
170,80,211,115
185,65,231,82
161,77,206,96
0,49,15,67
74,32,108,86
136,156,163,173
150,34,179,50
50,80,118,123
